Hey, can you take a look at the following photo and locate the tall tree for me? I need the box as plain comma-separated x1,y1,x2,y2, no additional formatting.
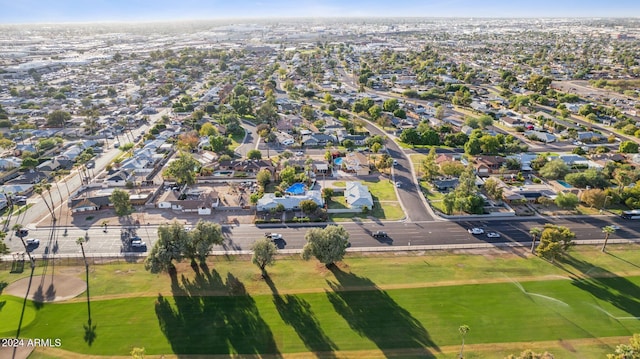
601,225,616,252
529,227,542,253
164,152,198,185
184,220,223,263
302,225,350,268
536,224,575,262
34,181,56,222
144,222,188,275
421,147,439,181
252,238,277,278
110,189,132,217
0,230,9,255
46,110,71,127
459,324,470,359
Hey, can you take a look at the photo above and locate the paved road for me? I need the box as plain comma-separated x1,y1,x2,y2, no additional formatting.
6,215,638,258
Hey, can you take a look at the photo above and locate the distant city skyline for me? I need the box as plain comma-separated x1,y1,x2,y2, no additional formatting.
0,0,639,24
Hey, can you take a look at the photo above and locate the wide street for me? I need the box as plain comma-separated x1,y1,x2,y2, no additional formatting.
5,213,638,259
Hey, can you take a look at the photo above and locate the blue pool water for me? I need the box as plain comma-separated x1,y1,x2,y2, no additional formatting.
557,180,573,188
286,182,306,195
334,157,344,165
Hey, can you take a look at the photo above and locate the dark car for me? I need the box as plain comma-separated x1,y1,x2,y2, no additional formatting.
15,229,29,237
372,230,388,238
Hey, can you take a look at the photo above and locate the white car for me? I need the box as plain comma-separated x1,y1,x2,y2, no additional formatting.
265,233,283,240
295,151,304,156
486,232,501,238
25,238,40,246
610,225,620,230
395,181,402,188
468,228,485,235
131,240,146,248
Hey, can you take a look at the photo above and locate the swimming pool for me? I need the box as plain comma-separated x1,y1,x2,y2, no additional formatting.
556,180,573,188
334,157,344,165
286,182,306,195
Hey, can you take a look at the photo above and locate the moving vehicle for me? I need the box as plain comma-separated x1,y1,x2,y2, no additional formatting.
395,181,401,188
25,238,40,246
131,240,146,248
486,232,501,238
609,225,621,230
295,151,304,156
372,230,388,238
265,233,283,240
622,210,640,220
468,228,485,235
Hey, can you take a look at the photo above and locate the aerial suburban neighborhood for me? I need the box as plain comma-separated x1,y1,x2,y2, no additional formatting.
0,11,639,359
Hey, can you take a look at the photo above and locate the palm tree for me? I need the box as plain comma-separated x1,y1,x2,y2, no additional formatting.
34,183,55,222
529,227,542,253
601,225,616,252
41,180,56,222
13,223,34,265
459,324,470,358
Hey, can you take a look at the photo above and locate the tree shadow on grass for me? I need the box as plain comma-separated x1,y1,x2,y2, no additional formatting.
83,320,97,346
326,267,439,358
265,275,338,358
562,255,640,318
155,267,281,357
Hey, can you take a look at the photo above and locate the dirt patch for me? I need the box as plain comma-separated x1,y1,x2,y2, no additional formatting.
4,275,87,302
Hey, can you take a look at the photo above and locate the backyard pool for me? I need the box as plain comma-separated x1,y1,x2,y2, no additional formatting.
556,180,573,188
286,182,306,195
334,157,344,166
213,171,234,176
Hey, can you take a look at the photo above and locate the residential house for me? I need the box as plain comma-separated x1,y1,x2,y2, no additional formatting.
105,169,133,187
525,130,556,143
551,154,589,167
474,156,506,177
500,117,524,128
256,190,324,212
218,159,274,175
37,158,72,172
0,157,22,170
433,178,459,191
14,144,37,156
69,195,111,214
59,145,84,161
342,152,370,176
344,181,374,210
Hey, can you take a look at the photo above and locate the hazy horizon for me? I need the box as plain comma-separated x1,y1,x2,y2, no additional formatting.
1,0,639,24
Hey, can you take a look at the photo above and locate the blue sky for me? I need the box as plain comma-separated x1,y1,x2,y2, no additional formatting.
1,0,638,23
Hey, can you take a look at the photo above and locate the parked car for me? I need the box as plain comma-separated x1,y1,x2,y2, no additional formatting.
609,225,620,230
372,230,388,238
295,151,304,156
265,233,283,240
486,232,501,238
468,228,485,235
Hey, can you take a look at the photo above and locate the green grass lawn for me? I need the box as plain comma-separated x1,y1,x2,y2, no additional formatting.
327,196,349,209
229,130,246,151
328,179,402,221
1,246,640,357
